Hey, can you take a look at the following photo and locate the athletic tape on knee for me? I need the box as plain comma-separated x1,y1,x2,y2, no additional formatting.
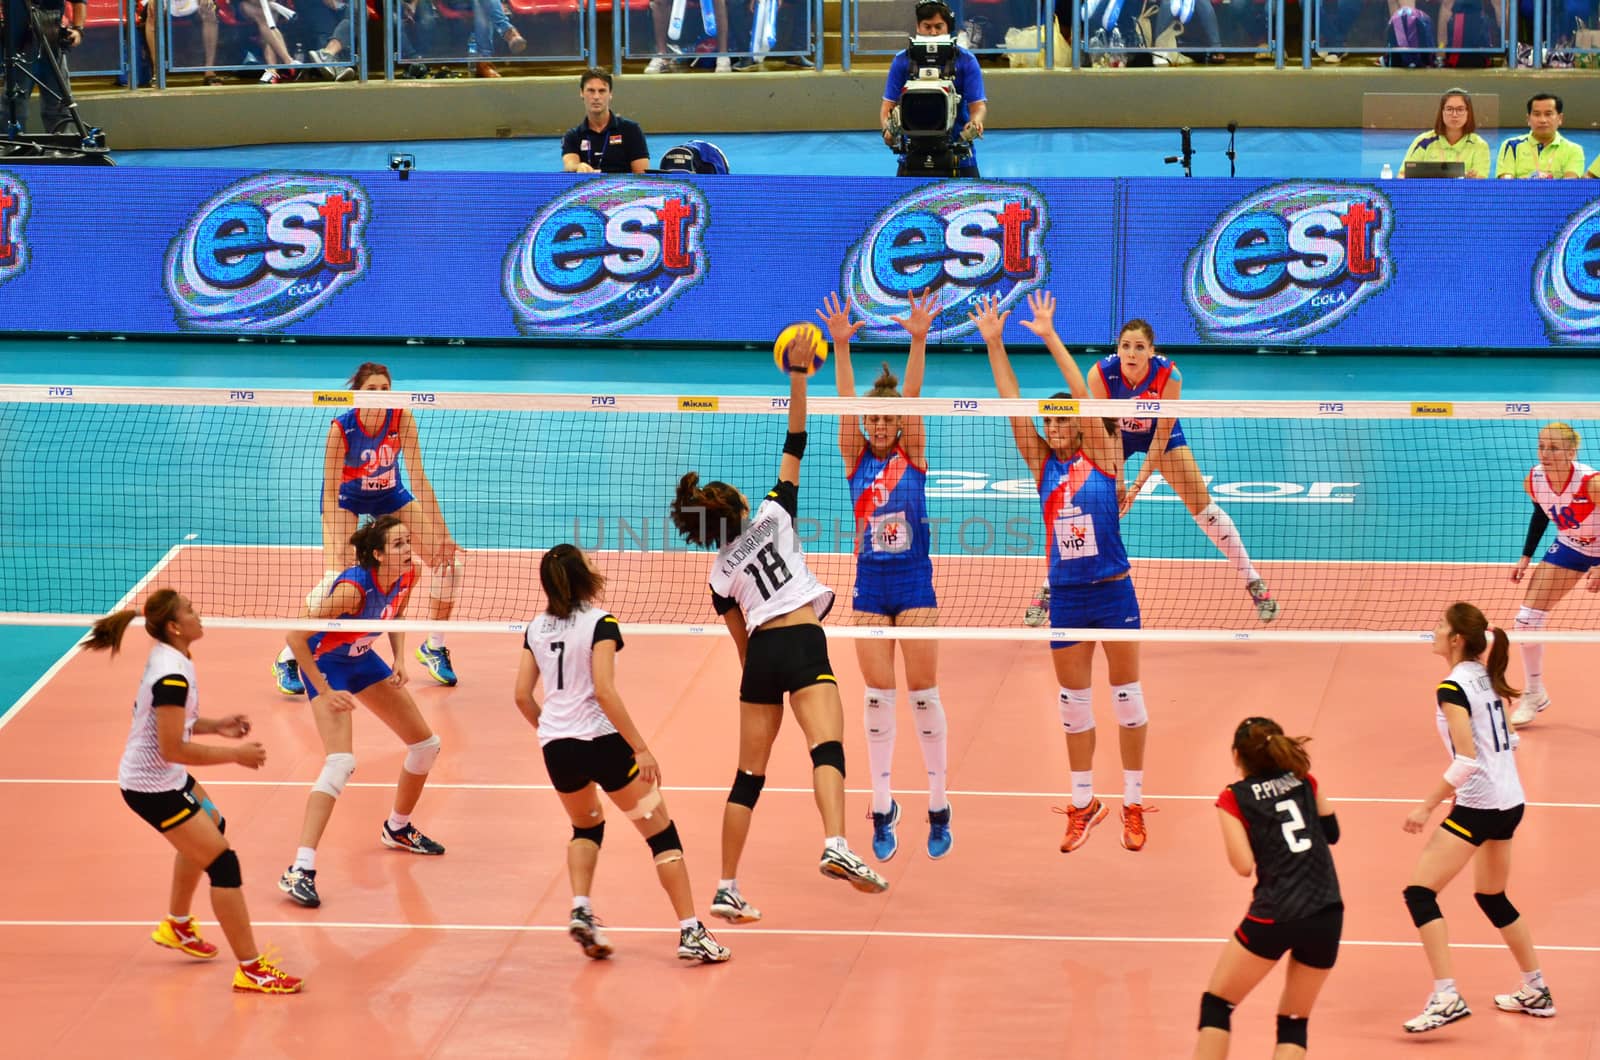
1403,885,1443,928
626,786,664,821
1275,1014,1308,1048
204,848,242,888
1515,606,1548,630
1111,681,1148,728
1474,891,1520,929
428,556,465,602
403,733,441,775
1058,687,1094,734
305,570,341,611
1198,992,1234,1032
572,821,604,846
809,739,846,777
646,821,683,864
728,770,765,809
313,752,357,798
864,687,897,743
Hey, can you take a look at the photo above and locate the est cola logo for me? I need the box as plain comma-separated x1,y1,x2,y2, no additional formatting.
1185,182,1392,342
0,171,30,285
1534,200,1600,343
842,181,1046,342
503,179,708,336
165,172,368,331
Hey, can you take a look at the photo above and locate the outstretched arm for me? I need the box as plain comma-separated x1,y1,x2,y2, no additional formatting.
399,411,459,564
777,328,816,487
819,292,866,470
894,289,936,469
971,295,1047,479
1019,290,1088,398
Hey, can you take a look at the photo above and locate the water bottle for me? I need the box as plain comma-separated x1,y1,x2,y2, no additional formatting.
1089,29,1108,67
1108,27,1125,67
1380,162,1394,179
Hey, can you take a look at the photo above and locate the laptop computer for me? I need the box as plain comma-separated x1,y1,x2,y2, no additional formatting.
1403,160,1467,179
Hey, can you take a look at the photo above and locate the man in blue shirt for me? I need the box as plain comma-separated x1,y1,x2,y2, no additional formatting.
879,0,987,178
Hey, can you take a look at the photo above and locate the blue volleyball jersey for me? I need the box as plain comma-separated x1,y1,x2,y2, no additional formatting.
336,408,407,507
1096,353,1181,450
309,564,416,660
848,445,931,566
1040,453,1129,587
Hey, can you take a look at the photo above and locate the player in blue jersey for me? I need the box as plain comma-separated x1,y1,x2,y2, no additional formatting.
277,515,447,909
1024,322,1276,626
975,292,1153,855
817,289,952,863
273,362,464,695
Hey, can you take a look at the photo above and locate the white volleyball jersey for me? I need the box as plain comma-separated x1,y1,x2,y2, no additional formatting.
1436,660,1524,811
1527,460,1599,556
524,604,622,747
709,480,833,631
118,642,198,793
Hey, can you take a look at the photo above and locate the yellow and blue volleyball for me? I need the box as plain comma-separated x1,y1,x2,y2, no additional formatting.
773,322,830,376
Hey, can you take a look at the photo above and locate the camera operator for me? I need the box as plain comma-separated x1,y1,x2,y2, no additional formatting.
2,0,84,135
879,0,986,178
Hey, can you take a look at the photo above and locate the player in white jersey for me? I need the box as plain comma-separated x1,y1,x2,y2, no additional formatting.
91,589,302,994
670,327,889,924
1509,422,1600,725
1400,603,1555,1034
514,544,731,964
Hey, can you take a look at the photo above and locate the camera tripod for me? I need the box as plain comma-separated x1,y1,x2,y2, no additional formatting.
1,0,108,161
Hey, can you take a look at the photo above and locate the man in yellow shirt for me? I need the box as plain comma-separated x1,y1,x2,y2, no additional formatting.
1496,94,1584,179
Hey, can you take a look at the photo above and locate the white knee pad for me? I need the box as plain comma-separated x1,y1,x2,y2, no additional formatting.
912,688,947,740
1058,687,1094,734
864,687,897,743
313,752,357,798
1515,606,1548,630
305,570,341,611
1111,681,1148,728
403,733,441,775
428,556,465,603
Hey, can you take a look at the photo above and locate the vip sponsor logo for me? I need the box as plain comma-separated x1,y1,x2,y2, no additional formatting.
314,390,354,406
228,389,256,402
409,392,437,404
1535,201,1600,343
951,399,981,411
590,395,617,406
165,173,369,332
0,171,30,285
1410,401,1453,417
842,182,1047,342
504,179,709,337
1039,398,1079,415
1317,401,1345,415
678,396,718,411
1185,182,1393,342
46,385,72,398
1504,402,1533,416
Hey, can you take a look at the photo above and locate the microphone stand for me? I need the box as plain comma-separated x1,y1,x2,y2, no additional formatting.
1226,120,1238,178
1163,126,1194,178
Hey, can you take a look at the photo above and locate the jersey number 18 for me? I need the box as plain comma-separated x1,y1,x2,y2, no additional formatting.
743,542,794,601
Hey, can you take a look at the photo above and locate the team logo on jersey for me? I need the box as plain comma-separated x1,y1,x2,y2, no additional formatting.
1534,201,1600,343
1185,182,1393,342
165,173,369,331
842,182,1047,342
0,171,31,286
503,179,709,336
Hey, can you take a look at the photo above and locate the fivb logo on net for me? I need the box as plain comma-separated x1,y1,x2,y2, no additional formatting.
503,179,708,336
1534,201,1600,343
1185,182,1393,342
165,172,369,331
0,170,31,286
842,182,1046,341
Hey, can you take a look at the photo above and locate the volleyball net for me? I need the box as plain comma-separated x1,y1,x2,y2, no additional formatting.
2,385,1597,643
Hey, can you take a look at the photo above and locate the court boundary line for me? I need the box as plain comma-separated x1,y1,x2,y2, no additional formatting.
2,919,1598,953
0,544,185,734
3,778,1595,810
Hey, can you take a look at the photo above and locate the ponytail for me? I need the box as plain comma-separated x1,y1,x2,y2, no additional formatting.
1485,626,1519,701
868,362,901,399
1232,716,1312,779
670,471,746,549
540,543,604,620
83,588,185,656
1443,602,1520,700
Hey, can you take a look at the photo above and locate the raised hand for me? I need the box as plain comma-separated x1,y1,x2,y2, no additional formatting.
892,288,938,341
968,294,1011,343
816,292,865,347
783,325,819,373
1019,289,1058,339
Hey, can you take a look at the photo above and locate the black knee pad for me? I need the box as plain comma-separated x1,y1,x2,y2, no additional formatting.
1276,1014,1308,1048
1403,885,1442,928
572,822,605,847
204,848,242,889
1198,992,1234,1032
216,815,226,836
646,821,683,858
808,739,846,777
728,770,766,809
1474,891,1519,928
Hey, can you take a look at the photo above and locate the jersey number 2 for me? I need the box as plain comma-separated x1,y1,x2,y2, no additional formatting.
743,542,794,601
1275,799,1313,854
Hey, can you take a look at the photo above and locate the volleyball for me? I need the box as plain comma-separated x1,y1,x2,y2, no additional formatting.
773,322,830,376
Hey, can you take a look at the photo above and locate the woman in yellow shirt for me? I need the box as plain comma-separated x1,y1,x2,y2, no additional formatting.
1400,89,1492,178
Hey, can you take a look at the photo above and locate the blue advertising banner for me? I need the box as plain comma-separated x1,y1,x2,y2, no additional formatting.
3,167,1600,348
